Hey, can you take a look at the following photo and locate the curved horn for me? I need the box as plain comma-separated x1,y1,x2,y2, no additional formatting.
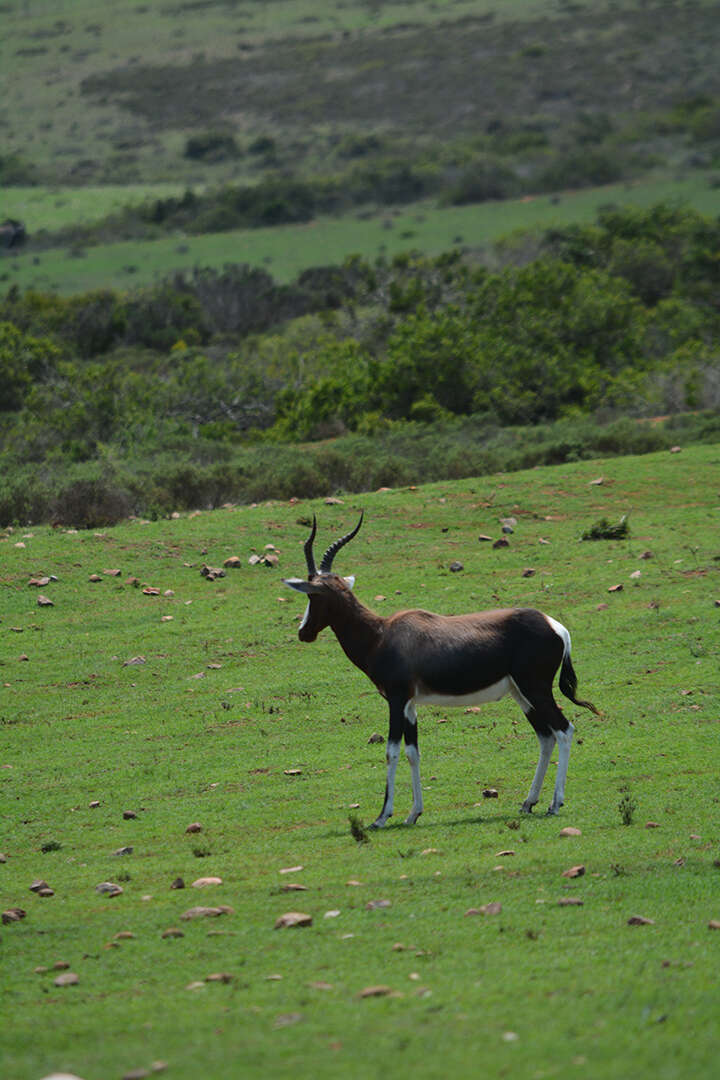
319,511,364,573
304,515,318,578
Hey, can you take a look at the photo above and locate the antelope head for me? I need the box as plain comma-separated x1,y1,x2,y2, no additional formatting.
283,513,364,641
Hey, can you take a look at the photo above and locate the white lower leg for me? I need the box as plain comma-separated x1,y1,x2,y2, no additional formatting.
548,723,574,814
521,732,555,812
372,739,400,827
405,743,423,824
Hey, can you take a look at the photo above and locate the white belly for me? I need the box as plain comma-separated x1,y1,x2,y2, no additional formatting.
413,676,511,708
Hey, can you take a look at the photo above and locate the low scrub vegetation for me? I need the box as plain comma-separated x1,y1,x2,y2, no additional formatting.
1,203,719,526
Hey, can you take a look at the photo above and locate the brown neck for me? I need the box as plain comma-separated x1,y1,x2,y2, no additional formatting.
328,592,385,676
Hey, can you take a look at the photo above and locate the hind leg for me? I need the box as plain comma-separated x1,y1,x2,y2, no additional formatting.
521,729,556,813
511,679,574,815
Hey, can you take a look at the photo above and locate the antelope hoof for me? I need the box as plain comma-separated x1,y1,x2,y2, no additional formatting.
520,800,535,814
404,811,422,825
545,803,562,816
369,817,388,829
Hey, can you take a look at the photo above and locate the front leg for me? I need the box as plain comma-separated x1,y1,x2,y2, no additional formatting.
371,697,405,828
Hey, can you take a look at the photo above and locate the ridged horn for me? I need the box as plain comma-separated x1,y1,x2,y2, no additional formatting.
304,515,318,578
319,511,364,573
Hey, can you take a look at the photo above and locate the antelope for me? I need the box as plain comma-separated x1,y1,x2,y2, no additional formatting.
283,514,598,827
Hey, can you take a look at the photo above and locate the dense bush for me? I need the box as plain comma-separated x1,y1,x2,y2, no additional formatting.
1,203,719,524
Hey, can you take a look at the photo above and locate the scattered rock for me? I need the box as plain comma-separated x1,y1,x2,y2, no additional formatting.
38,887,55,897
645,821,661,829
2,907,26,924
205,972,233,983
274,1012,303,1028
358,985,392,998
200,565,226,581
482,788,499,798
112,846,134,856
562,865,585,878
181,906,233,920
191,876,223,888
223,556,242,569
88,574,103,583
37,594,54,607
170,877,185,890
492,538,509,549
558,897,584,906
274,911,313,929
608,584,623,593
366,899,392,910
89,800,100,808
478,534,493,542
123,810,138,820
670,445,682,453
521,568,535,578
279,865,304,875
30,879,51,893
627,915,655,925
282,883,308,892
114,931,135,940
54,971,79,987
708,920,720,931
28,576,51,587
559,827,582,837
142,587,161,595
495,850,515,857
284,768,303,776
465,902,502,917
161,928,184,938
368,732,385,744
95,882,123,897
123,657,146,667
640,550,653,560
449,561,464,572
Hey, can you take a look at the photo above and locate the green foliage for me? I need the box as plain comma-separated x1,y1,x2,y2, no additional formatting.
0,321,61,410
581,515,631,541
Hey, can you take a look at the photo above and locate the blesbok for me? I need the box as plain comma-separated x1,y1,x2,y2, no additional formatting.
284,514,598,826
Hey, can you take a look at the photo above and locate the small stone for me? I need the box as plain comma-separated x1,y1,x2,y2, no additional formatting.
645,821,661,829
30,879,50,893
95,882,123,897
558,897,584,906
465,902,502,917
88,574,103,583
223,556,242,568
482,788,499,799
52,961,71,970
123,656,146,667
368,732,384,744
449,561,464,572
358,985,392,998
628,915,655,925
122,1070,150,1080
495,850,515,857
205,972,233,983
492,538,509,549
366,899,392,910
191,876,223,888
2,907,27,923
708,920,720,931
143,587,161,595
89,800,100,808
54,971,79,987
114,931,136,940
170,877,185,890
521,568,535,578
185,822,203,833
37,887,55,897
559,827,582,837
112,846,134,856
123,810,138,820
608,584,623,593
561,865,585,879
37,594,54,606
162,928,184,938
282,883,308,892
284,768,302,776
274,911,313,929
181,906,232,920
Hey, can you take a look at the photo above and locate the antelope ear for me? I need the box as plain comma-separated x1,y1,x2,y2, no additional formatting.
282,577,325,595
344,575,355,590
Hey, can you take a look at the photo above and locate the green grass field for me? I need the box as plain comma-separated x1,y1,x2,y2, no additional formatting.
5,171,719,295
1,445,719,1079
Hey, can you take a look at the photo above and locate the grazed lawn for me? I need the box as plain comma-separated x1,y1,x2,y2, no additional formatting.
1,445,719,1079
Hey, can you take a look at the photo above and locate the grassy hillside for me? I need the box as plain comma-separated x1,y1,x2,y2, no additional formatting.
1,445,719,1079
3,171,719,296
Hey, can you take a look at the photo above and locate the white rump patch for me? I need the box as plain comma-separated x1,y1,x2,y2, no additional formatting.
413,677,511,708
544,614,571,657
